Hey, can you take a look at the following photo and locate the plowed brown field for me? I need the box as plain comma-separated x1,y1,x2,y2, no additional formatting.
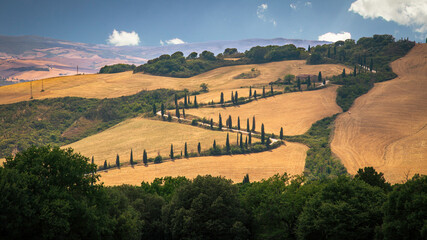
0,60,350,105
186,86,342,135
331,44,427,183
99,142,308,186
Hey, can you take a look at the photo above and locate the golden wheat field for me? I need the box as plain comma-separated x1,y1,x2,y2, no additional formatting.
186,86,342,136
64,117,231,167
331,44,427,183
99,142,308,185
0,60,350,105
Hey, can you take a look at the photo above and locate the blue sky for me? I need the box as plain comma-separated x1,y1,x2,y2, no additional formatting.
0,0,426,46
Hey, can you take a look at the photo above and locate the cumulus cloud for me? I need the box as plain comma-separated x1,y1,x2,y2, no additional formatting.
257,3,277,26
318,32,352,42
349,0,427,34
160,38,186,46
290,3,297,10
107,29,140,46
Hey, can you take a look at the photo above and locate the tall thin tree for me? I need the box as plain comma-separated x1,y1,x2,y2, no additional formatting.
252,116,256,132
130,149,134,165
143,150,148,165
170,144,174,159
116,154,120,168
237,117,240,130
184,142,188,158
261,124,265,144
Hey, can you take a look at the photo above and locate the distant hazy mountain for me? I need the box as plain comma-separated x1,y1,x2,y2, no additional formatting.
0,35,329,84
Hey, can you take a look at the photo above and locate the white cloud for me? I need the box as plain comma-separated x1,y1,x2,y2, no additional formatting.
107,29,140,46
318,32,352,42
305,2,312,7
257,3,277,26
160,38,186,46
290,3,297,10
349,0,427,34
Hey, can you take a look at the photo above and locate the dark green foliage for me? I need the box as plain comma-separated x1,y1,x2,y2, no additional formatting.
296,176,386,240
143,150,148,165
249,132,252,144
218,114,223,130
261,124,265,144
297,77,301,90
307,52,324,64
262,86,265,98
252,116,255,132
182,108,185,118
152,103,156,115
175,105,180,118
220,92,224,104
116,154,120,168
355,167,391,191
104,160,107,169
245,44,302,63
154,155,162,164
242,174,250,184
162,175,249,240
270,85,273,94
170,144,174,159
237,116,240,130
286,115,347,180
249,86,252,97
240,133,243,149
184,93,188,107
254,90,257,100
210,118,213,129
167,113,172,121
228,115,232,129
197,142,201,154
194,95,198,108
246,118,250,132
226,133,230,153
318,71,322,83
381,175,427,240
184,142,188,158
280,127,284,140
161,103,165,119
130,149,134,165
99,63,136,74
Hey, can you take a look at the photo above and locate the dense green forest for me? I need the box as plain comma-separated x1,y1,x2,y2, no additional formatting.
1,146,425,240
99,64,136,74
0,89,183,158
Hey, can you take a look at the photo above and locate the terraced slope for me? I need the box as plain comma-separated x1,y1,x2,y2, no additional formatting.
331,44,427,183
0,60,350,105
100,142,308,185
187,86,342,135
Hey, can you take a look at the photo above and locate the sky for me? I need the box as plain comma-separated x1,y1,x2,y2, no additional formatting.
0,0,426,46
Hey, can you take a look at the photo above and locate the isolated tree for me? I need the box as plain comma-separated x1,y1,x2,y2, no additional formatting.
323,77,326,85
308,45,311,52
235,91,238,103
270,85,273,95
213,140,216,149
369,58,373,72
160,103,165,120
130,149,134,165
245,136,248,148
318,71,322,83
262,86,266,98
355,167,391,191
237,117,240,130
182,108,185,118
152,104,157,115
249,132,252,144
184,93,188,107
240,134,243,149
220,92,224,104
342,68,346,78
143,150,148,165
116,154,120,168
184,142,188,158
247,118,250,132
228,115,232,129
197,142,201,154
249,86,252,97
194,96,198,108
218,114,223,130
176,106,180,118
280,127,284,140
231,92,235,104
170,144,174,159
252,116,256,132
187,95,191,104
353,65,357,76
226,133,230,153
200,83,208,92
242,174,250,184
297,77,301,91
210,118,214,129
103,160,107,169
261,124,265,144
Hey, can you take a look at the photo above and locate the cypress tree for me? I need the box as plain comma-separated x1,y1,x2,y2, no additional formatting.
323,77,326,85
237,117,240,130
252,116,256,132
240,133,243,148
226,133,230,153
161,103,165,120
249,86,252,97
130,149,134,165
370,58,373,72
167,113,172,121
307,76,311,88
183,108,185,118
220,92,224,104
297,77,301,91
116,154,120,168
235,91,238,103
280,127,284,140
231,92,234,104
254,90,257,100
342,68,346,78
354,65,357,76
249,132,252,144
218,114,223,130
236,133,239,145
143,150,148,165
213,140,216,149
194,96,198,107
176,105,180,118
247,118,250,132
103,160,107,169
262,86,265,98
318,71,322,83
261,124,265,143
170,144,174,159
187,95,191,104
242,173,250,184
184,142,188,158
197,142,201,154
228,115,232,129
91,156,94,165
308,45,311,52
153,104,157,115
174,94,178,107
210,118,213,129
245,136,248,148
184,93,188,107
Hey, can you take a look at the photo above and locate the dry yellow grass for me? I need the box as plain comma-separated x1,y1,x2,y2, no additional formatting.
331,44,427,183
63,117,230,167
99,142,308,186
186,86,342,136
0,60,350,105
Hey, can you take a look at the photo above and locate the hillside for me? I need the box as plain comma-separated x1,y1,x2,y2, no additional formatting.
99,142,308,185
0,60,349,105
331,44,427,183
